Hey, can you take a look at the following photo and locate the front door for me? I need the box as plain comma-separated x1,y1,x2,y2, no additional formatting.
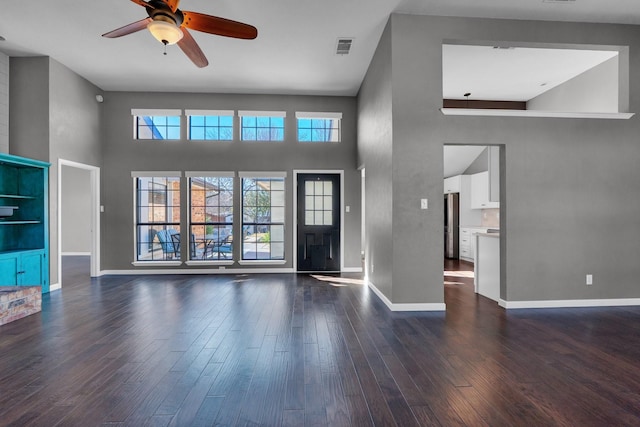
297,173,340,272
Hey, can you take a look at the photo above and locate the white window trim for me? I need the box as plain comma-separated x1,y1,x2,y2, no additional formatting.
132,174,182,264
131,109,182,116
185,109,235,117
187,173,236,262
240,173,287,262
185,171,235,178
132,171,182,177
185,260,235,266
238,110,286,117
239,171,287,178
295,112,342,119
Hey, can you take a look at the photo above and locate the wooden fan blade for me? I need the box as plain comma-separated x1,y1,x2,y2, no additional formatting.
182,11,257,40
162,0,180,12
102,18,152,38
177,28,209,68
130,0,155,9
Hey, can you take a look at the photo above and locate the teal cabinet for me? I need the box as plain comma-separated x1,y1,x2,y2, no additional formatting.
0,250,46,287
0,154,50,293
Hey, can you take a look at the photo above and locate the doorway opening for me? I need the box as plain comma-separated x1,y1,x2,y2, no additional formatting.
58,159,100,289
443,145,503,304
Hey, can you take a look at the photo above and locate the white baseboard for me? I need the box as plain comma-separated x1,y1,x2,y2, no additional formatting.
100,267,295,276
49,283,61,292
342,267,363,273
62,252,91,256
499,298,640,309
368,280,446,312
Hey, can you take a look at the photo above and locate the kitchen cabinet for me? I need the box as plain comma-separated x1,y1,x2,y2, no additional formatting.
471,171,499,209
459,227,488,262
444,175,461,194
0,153,50,293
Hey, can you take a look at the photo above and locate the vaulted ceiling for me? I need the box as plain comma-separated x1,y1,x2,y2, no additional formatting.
1,0,639,95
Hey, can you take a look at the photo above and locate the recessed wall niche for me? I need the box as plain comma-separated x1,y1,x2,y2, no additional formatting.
441,41,633,119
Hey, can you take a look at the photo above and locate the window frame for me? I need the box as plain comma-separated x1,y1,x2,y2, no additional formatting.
185,171,236,265
239,171,287,264
186,109,235,141
131,109,182,141
238,110,286,142
131,171,182,266
295,112,342,143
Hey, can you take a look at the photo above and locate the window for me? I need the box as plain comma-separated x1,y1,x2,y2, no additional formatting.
186,110,234,141
239,110,286,141
304,180,333,225
240,173,286,260
132,109,181,140
187,172,234,261
133,173,181,262
296,112,342,142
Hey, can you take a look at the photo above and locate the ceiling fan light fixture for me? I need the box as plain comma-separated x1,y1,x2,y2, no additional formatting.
147,20,183,45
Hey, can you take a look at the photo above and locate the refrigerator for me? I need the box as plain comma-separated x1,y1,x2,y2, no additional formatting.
444,193,459,259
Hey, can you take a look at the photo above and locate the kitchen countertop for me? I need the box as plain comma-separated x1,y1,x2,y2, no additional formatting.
476,232,500,238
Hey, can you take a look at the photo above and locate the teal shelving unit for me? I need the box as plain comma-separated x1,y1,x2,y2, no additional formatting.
0,153,50,293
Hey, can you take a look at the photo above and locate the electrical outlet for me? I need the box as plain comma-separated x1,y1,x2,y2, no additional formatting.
586,274,593,285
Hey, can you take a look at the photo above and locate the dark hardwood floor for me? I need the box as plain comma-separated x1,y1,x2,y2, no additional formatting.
1,256,640,426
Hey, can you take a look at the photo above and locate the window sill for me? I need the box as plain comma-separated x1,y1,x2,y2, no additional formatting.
238,260,287,266
185,260,234,266
132,261,182,267
440,108,635,120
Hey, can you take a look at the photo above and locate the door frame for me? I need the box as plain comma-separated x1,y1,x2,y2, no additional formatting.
57,159,101,287
293,169,344,272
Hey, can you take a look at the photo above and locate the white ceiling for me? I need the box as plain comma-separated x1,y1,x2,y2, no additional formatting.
1,0,639,96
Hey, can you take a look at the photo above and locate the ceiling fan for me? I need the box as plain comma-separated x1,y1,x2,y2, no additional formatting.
102,0,258,68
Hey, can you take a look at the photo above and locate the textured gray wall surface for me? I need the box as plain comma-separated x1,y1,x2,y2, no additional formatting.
61,166,92,253
357,21,394,301
9,57,49,162
360,13,640,304
101,91,361,271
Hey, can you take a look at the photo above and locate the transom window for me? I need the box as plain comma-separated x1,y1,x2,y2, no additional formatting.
240,173,286,260
296,112,342,142
186,110,234,141
305,180,333,225
239,110,286,141
133,173,181,261
188,173,234,261
132,109,182,140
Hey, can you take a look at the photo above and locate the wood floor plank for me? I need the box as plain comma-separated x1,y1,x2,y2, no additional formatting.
1,256,640,426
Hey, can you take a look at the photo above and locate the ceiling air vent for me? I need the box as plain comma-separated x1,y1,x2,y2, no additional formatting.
336,38,353,55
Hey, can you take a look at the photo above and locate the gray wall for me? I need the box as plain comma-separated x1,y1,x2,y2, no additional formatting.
357,21,394,300
61,166,92,253
9,57,49,162
0,52,8,153
101,91,361,272
10,57,103,286
359,13,640,304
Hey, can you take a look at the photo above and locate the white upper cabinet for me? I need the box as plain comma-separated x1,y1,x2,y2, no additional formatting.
471,171,499,209
444,175,462,194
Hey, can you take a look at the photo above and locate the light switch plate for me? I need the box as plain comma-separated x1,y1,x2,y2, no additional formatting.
420,198,428,209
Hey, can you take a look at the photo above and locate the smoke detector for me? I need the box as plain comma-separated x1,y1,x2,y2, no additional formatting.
336,38,353,55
